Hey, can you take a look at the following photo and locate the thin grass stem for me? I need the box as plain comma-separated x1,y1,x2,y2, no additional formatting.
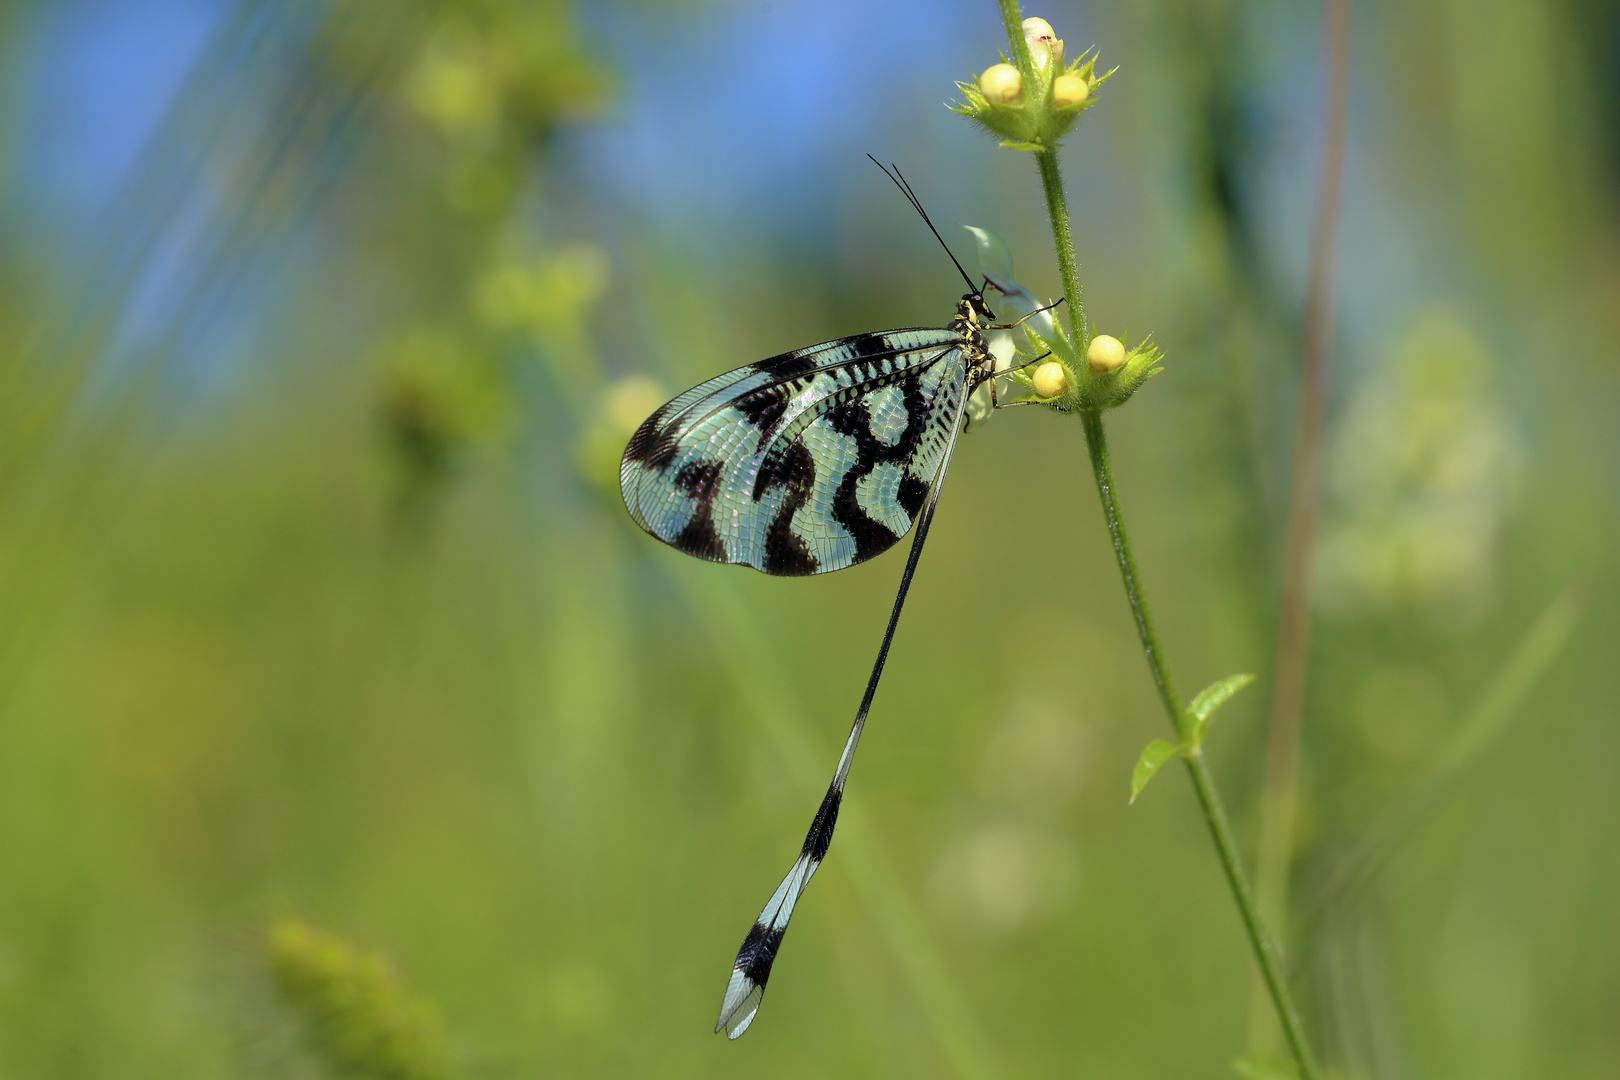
1251,2,1352,1040
1302,583,1585,942
673,564,1001,1080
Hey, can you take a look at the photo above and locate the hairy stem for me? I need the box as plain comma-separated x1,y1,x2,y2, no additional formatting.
996,2,1321,1074
997,0,1034,73
1081,412,1318,1080
1036,150,1087,348
996,0,1086,345
1078,412,1183,733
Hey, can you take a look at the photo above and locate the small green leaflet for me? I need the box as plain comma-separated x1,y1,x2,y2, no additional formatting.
1129,673,1257,803
1187,672,1256,747
1130,739,1181,803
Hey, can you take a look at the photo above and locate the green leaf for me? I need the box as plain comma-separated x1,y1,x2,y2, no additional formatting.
1187,672,1256,745
1130,739,1182,803
997,139,1045,152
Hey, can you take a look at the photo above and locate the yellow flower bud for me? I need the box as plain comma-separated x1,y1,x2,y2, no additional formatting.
1032,360,1069,399
979,63,1023,106
1022,18,1063,71
1052,75,1089,109
1087,334,1126,374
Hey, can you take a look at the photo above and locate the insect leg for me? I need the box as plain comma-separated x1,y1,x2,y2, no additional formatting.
992,352,1051,380
986,296,1065,331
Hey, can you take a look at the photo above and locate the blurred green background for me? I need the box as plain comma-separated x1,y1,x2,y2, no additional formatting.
0,0,1616,1076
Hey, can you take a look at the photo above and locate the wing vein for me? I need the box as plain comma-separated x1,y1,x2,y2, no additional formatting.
623,335,969,576
666,338,957,442
714,367,971,1039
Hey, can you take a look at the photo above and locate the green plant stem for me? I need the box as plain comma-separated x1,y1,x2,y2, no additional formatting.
1036,150,1087,348
997,2,1318,1073
995,0,1086,345
1081,412,1318,1080
997,0,1034,73
1078,412,1183,733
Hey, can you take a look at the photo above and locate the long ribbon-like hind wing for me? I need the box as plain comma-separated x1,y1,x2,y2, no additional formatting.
714,371,972,1038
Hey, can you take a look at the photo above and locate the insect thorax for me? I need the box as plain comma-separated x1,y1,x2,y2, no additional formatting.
949,294,995,384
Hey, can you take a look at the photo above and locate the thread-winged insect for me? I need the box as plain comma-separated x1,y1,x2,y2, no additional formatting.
619,160,1052,1039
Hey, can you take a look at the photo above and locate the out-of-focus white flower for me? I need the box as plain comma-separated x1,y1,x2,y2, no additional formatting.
1315,308,1524,627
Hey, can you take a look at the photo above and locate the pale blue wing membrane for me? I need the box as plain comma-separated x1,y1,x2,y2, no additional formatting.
619,315,981,1040
621,328,967,575
713,371,972,1039
714,850,817,1038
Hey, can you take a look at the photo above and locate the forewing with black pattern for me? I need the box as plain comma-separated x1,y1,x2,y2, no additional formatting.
620,328,969,575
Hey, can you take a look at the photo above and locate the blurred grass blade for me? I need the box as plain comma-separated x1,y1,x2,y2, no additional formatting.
1233,1055,1299,1080
0,0,425,704
669,560,1000,1080
1307,582,1587,928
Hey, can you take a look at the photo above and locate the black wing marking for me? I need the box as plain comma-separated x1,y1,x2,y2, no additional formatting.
714,373,970,1037
621,329,968,575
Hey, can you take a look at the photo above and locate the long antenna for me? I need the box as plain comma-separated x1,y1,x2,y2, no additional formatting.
866,154,980,298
